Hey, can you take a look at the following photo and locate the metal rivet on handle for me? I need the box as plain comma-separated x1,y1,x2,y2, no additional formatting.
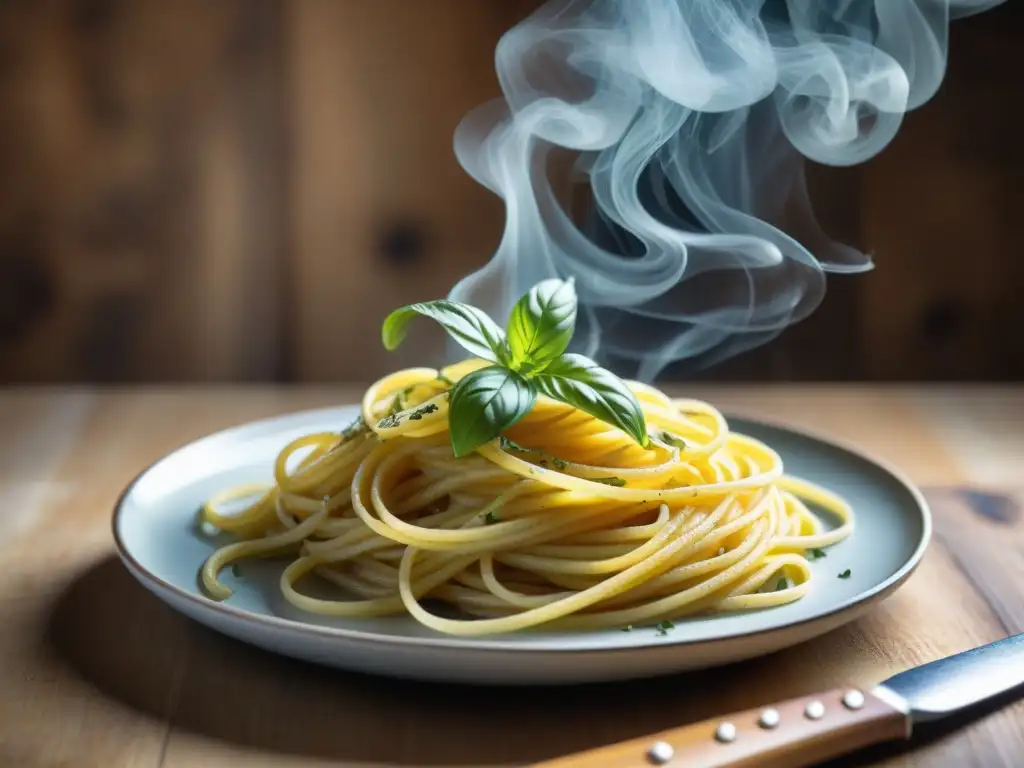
842,690,866,710
804,700,825,720
758,708,781,729
714,722,737,743
646,740,674,764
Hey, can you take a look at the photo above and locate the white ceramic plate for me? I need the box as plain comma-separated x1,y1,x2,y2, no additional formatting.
113,406,930,685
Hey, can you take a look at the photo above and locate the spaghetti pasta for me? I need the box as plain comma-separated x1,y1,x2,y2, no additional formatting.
199,358,852,636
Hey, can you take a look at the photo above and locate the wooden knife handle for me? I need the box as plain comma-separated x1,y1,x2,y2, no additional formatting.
529,688,911,768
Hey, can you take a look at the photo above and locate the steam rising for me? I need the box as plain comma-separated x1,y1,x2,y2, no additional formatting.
449,0,1003,379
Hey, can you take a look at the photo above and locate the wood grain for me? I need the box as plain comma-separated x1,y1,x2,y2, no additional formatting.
0,386,1021,768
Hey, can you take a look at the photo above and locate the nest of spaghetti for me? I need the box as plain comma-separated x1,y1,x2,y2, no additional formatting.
199,359,851,636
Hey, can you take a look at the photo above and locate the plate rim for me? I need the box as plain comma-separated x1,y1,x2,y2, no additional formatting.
111,404,932,654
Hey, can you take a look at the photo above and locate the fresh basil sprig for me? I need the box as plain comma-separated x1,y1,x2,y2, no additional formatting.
381,278,649,456
507,278,577,372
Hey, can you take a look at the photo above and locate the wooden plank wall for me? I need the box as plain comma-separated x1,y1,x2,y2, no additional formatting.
0,0,1021,384
858,5,1024,382
0,0,289,382
287,0,536,381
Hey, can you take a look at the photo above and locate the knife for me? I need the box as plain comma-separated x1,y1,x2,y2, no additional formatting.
530,633,1024,768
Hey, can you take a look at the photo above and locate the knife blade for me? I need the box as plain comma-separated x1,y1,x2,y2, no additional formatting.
875,632,1024,723
531,633,1024,768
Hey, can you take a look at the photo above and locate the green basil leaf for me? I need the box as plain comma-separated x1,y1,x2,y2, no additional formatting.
448,366,536,457
506,278,577,371
533,354,648,447
382,300,508,363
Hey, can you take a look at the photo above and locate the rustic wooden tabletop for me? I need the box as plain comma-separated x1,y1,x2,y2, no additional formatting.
0,386,1021,768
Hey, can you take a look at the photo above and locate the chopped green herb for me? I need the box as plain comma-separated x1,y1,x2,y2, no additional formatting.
621,625,634,632
655,620,675,635
838,569,851,579
387,385,421,418
592,476,626,487
341,416,366,440
376,413,402,429
484,510,500,525
497,436,570,471
499,435,531,452
660,431,688,450
389,394,405,415
776,578,788,591
408,403,439,421
808,548,826,560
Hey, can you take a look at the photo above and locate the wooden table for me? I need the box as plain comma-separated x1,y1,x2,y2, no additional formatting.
1,386,1022,768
